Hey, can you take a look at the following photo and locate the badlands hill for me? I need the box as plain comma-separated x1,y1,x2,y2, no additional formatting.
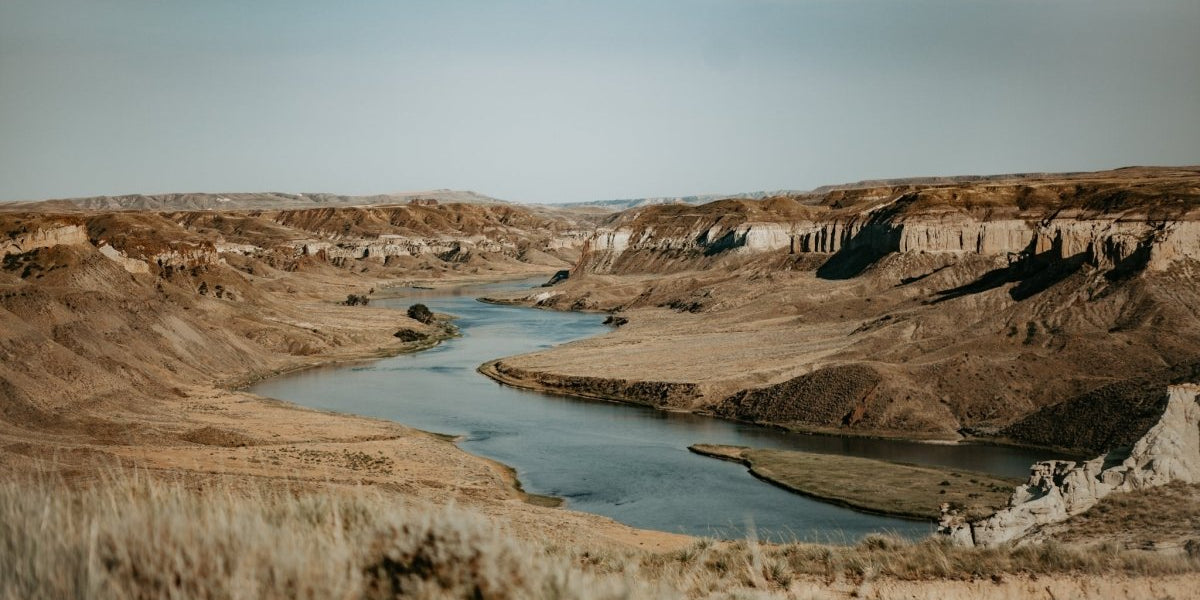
0,202,588,457
487,166,1200,454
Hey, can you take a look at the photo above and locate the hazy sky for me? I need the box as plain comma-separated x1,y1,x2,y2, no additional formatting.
2,1,1198,203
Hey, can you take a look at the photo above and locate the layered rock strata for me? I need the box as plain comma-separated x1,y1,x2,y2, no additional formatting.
940,384,1200,547
585,209,1200,276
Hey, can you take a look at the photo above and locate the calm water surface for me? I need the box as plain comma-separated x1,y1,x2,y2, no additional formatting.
249,278,1061,542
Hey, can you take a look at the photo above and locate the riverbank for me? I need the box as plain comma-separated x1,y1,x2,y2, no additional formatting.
183,276,694,551
480,357,992,446
478,358,702,410
0,255,690,553
689,444,1021,521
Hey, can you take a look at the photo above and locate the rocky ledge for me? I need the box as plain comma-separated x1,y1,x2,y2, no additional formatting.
940,383,1200,547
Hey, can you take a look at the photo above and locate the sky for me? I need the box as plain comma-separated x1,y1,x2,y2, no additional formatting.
1,1,1198,204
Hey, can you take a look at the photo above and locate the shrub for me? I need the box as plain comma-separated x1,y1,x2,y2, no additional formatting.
393,328,427,342
407,303,434,324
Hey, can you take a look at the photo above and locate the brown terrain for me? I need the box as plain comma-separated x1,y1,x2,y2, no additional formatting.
0,201,686,553
488,166,1200,453
4,170,1200,598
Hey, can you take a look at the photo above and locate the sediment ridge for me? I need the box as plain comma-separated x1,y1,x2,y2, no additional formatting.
480,359,700,409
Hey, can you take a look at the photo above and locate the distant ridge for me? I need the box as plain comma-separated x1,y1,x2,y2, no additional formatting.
552,166,1200,212
550,190,807,211
2,189,509,212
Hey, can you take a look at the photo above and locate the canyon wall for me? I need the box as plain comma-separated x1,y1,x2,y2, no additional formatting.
173,204,588,269
580,177,1200,278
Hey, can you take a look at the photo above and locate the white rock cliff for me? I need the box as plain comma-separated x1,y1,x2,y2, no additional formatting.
940,383,1200,547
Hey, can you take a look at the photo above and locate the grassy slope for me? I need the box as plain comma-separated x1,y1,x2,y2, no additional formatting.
690,444,1022,521
1048,481,1200,550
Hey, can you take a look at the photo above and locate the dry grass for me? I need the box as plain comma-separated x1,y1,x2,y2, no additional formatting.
1052,481,1200,548
690,445,1020,520
3,470,1198,599
713,364,883,428
0,471,647,600
652,534,1200,583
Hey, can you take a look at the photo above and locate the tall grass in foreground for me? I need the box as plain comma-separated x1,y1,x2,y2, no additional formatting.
2,471,1198,599
0,472,646,600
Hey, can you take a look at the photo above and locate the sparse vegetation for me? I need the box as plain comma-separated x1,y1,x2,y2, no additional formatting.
602,314,628,327
487,361,700,408
714,364,883,428
1053,481,1200,548
637,533,1200,585
344,293,371,306
3,472,1197,600
690,444,1022,521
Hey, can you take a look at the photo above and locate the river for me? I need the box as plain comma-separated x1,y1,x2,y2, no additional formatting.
248,277,1061,542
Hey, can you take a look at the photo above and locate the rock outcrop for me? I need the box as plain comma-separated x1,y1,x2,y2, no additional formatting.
96,243,151,274
940,384,1200,547
0,224,89,257
576,168,1200,278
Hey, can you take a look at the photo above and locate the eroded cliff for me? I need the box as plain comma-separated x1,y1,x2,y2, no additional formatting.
579,167,1200,278
488,167,1200,450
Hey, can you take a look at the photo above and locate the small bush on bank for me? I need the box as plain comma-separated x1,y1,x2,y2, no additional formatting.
407,303,434,324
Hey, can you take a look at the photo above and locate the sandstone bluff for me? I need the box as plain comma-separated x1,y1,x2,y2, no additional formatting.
489,166,1200,457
